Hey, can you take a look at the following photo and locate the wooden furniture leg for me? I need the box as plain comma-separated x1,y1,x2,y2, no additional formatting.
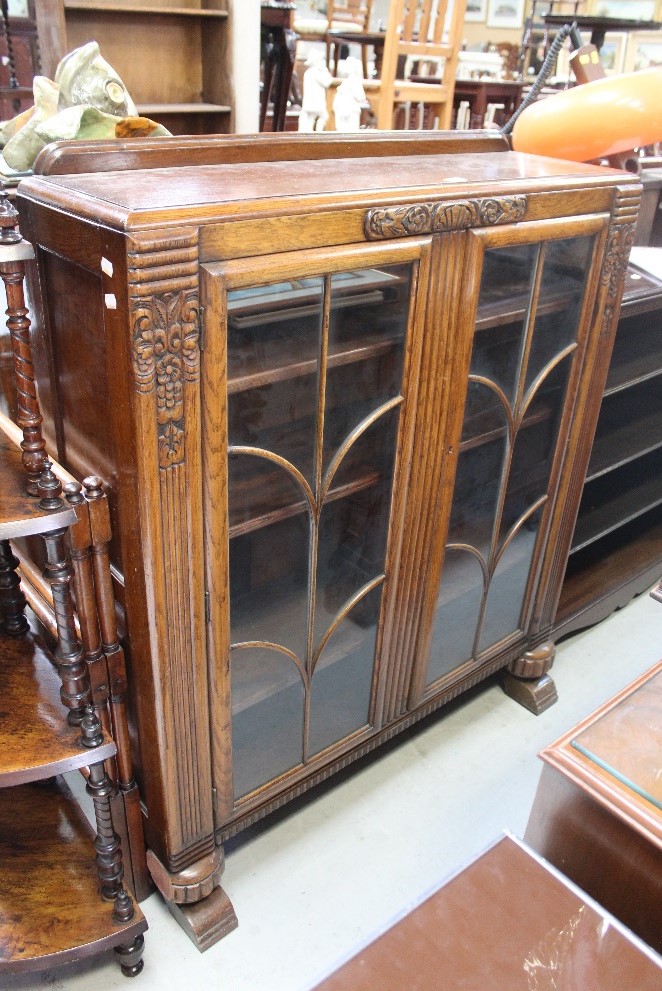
0,538,29,635
81,705,145,976
39,467,91,725
502,641,558,714
82,475,151,902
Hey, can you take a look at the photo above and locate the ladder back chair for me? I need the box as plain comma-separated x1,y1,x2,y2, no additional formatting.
326,0,374,77
369,0,467,131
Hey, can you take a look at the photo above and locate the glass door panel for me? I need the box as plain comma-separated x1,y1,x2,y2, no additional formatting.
226,263,413,799
424,234,594,691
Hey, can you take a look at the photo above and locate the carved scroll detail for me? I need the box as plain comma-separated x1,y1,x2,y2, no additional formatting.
128,231,200,471
600,221,636,301
364,195,527,240
131,290,199,468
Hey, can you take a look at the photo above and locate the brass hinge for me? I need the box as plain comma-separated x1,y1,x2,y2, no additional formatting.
211,787,219,829
204,589,210,624
198,304,206,352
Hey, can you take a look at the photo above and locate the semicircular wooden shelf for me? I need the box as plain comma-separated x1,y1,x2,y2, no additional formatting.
0,778,147,974
0,632,116,786
0,432,75,539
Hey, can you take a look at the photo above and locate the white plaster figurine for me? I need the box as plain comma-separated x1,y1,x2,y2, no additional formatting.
298,50,333,132
333,56,367,132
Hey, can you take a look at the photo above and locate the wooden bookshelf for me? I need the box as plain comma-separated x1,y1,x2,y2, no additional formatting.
556,265,662,636
43,0,233,134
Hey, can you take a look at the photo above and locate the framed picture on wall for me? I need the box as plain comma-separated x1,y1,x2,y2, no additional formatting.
590,0,656,17
465,0,487,22
624,31,662,71
581,30,627,73
486,0,525,29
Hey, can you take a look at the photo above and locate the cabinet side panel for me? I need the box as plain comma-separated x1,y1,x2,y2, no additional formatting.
34,252,121,560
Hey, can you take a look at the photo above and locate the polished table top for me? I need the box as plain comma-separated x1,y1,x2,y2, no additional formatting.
540,658,662,846
544,13,661,50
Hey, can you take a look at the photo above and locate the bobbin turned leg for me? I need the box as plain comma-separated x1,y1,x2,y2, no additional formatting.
502,640,558,715
0,187,47,494
0,538,29,635
81,707,145,977
38,464,91,724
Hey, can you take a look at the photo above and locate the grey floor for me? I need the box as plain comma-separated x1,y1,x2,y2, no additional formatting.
7,589,662,991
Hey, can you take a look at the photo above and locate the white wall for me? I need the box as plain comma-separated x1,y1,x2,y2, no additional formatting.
230,0,260,132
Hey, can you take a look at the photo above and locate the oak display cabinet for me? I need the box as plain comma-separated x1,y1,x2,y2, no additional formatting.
16,134,640,948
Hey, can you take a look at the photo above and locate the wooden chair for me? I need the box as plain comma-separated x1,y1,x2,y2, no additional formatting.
326,0,374,78
367,0,467,131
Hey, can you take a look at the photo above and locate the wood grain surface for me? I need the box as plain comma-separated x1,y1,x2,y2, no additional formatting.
0,778,147,973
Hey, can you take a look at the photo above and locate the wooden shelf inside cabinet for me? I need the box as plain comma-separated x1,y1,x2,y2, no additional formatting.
572,449,662,554
0,631,116,786
229,329,401,395
586,397,662,482
557,508,662,637
230,464,381,539
0,778,147,975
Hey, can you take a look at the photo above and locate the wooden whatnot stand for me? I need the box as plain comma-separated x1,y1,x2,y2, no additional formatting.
0,199,147,977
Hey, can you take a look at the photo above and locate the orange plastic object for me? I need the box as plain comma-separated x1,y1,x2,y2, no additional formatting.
511,68,662,162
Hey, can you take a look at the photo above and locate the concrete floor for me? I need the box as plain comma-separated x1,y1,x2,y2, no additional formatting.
6,589,662,991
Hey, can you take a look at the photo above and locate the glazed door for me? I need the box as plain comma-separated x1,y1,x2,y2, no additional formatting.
202,241,428,824
409,216,610,704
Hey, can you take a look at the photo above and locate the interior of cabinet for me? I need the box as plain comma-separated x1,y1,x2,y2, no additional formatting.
556,267,662,636
49,0,232,134
423,234,593,693
225,264,410,802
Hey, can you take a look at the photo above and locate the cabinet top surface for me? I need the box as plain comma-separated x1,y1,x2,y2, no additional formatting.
18,150,634,231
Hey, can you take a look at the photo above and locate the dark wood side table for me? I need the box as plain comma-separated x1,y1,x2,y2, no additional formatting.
453,78,524,128
260,1,298,132
525,659,662,953
312,835,662,990
544,13,660,53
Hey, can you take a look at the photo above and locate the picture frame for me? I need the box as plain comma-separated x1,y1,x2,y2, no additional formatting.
580,30,627,73
590,0,656,18
486,0,525,29
465,0,487,22
624,31,662,72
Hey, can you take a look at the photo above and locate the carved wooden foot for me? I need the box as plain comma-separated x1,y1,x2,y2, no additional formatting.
147,846,238,951
502,641,558,715
168,886,238,952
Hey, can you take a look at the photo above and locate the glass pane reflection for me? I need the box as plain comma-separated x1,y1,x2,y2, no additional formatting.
226,264,413,794
308,585,382,757
425,234,594,689
231,646,304,799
